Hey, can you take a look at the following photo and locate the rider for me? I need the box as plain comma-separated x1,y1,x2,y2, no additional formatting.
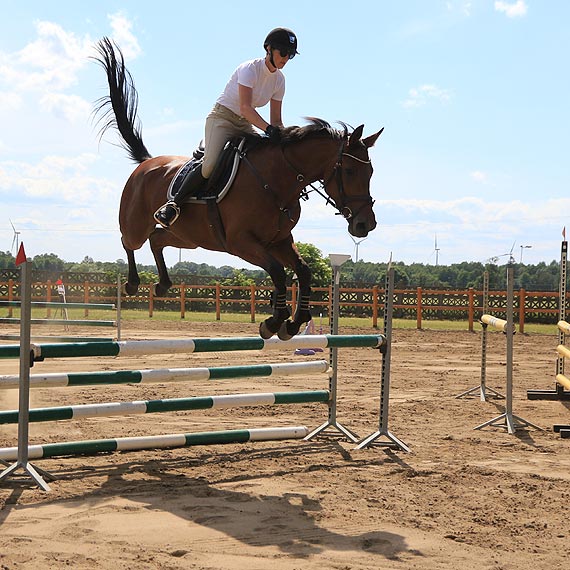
154,27,299,228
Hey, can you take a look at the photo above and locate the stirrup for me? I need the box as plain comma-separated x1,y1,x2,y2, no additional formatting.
153,201,181,228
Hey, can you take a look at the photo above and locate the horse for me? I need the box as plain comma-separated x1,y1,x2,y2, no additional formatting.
93,37,383,340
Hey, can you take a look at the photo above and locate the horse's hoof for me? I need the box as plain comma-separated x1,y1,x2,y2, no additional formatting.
277,320,295,341
123,282,138,296
259,321,276,339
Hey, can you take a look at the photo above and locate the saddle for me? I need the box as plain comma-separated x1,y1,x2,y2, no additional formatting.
167,137,247,204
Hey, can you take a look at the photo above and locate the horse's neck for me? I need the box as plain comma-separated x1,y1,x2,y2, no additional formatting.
283,138,338,183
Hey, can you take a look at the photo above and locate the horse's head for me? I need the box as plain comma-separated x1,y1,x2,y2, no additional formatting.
324,124,383,238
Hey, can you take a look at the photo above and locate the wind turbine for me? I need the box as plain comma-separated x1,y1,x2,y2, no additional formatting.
9,220,20,256
350,235,367,262
433,234,441,266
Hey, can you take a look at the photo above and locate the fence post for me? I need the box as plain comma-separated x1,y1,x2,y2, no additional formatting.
519,288,526,333
84,281,89,317
468,287,474,332
372,285,378,328
148,285,154,317
8,278,13,318
416,286,422,329
250,284,256,322
180,284,186,319
215,283,221,321
291,282,297,316
46,280,52,318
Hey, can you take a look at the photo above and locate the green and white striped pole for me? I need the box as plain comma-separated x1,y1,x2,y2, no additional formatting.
0,390,330,424
0,360,329,389
0,426,310,461
0,334,386,360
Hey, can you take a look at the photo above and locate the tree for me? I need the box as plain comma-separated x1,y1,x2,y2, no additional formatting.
0,251,15,269
32,253,65,272
293,243,332,287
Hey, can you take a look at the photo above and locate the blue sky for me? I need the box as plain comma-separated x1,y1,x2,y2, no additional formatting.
1,1,568,269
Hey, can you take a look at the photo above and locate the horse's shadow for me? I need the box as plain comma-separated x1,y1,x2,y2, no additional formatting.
1,443,419,562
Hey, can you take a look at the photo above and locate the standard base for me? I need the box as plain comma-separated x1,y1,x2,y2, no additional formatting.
304,420,360,443
527,389,570,401
354,430,411,452
474,412,544,435
455,385,505,401
0,460,56,492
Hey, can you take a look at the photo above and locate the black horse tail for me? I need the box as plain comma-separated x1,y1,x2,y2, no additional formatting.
92,37,152,164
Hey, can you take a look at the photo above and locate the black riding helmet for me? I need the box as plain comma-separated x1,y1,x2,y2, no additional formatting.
263,27,299,59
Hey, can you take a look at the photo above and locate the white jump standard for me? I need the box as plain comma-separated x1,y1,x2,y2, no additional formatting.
355,265,410,451
527,240,570,401
456,271,504,401
474,266,543,434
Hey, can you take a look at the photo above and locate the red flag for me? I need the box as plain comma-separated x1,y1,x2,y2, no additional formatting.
15,243,27,266
563,227,567,240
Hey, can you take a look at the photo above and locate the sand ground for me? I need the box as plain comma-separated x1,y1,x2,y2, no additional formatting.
1,319,569,569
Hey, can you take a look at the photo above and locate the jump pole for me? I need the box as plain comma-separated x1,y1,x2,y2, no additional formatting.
305,253,360,442
474,265,543,434
527,240,570,400
0,252,55,490
0,390,331,425
355,264,410,451
0,334,385,361
0,427,310,462
0,360,329,389
456,271,504,400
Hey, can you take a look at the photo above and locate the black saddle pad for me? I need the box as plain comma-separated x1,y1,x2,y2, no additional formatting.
170,137,245,202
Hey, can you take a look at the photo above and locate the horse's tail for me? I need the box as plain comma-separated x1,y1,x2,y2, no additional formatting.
92,37,152,164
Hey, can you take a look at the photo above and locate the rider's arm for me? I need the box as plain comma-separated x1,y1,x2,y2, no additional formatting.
239,84,274,131
269,98,284,128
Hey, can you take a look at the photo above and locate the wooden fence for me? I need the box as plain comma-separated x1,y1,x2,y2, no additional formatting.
0,279,565,332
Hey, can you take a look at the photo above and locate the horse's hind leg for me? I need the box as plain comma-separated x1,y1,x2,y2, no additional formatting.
149,228,175,297
122,238,141,295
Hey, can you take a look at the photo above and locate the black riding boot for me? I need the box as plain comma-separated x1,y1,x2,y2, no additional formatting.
154,166,208,228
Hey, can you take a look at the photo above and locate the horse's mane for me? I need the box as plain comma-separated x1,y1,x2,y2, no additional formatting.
244,117,349,148
281,117,349,143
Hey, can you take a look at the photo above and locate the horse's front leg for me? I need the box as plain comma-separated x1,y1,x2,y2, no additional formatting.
278,257,312,341
259,261,290,340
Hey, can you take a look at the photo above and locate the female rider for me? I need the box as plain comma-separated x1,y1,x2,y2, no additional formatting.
154,27,299,228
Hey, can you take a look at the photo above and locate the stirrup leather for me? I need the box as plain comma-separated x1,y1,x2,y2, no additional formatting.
153,201,181,228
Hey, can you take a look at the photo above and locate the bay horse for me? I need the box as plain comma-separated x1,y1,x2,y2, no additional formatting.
93,37,383,340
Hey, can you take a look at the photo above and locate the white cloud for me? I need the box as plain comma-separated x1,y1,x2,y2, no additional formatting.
40,93,91,124
0,153,116,203
108,12,141,60
446,1,472,16
402,84,452,108
0,91,22,111
0,20,92,92
470,171,488,183
494,1,528,18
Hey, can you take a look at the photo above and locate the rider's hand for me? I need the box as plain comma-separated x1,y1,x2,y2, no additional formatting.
265,124,282,142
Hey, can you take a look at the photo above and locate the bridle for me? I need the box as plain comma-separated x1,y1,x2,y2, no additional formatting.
299,140,375,221
239,134,375,223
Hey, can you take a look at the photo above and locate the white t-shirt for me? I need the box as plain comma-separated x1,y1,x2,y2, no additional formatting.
216,58,285,117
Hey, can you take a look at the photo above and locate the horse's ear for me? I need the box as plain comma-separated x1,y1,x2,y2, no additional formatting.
348,125,365,147
363,127,384,149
